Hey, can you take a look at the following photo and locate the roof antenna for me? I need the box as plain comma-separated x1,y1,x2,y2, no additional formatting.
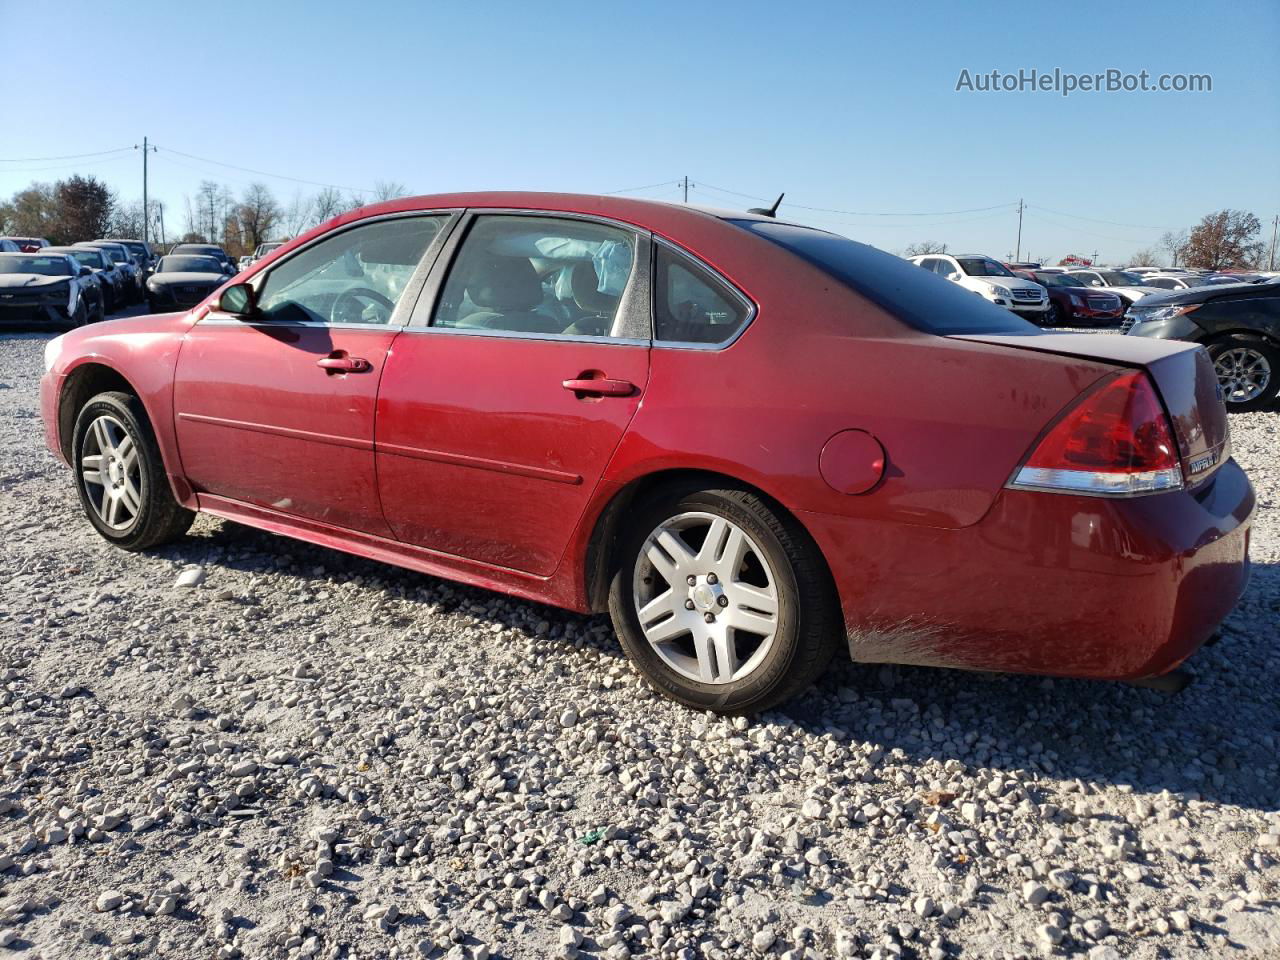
748,192,785,218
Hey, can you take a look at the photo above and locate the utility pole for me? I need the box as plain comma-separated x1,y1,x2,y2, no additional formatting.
680,176,693,204
1014,199,1024,261
138,137,156,244
1269,215,1278,271
155,201,166,249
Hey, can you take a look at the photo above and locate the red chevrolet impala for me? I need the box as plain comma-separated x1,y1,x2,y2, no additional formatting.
39,193,1253,712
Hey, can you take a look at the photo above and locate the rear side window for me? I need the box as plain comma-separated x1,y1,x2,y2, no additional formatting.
654,245,750,345
729,220,1036,336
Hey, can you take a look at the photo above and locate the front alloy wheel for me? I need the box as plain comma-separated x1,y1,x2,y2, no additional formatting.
81,413,142,529
72,391,195,550
1209,337,1279,412
609,484,840,713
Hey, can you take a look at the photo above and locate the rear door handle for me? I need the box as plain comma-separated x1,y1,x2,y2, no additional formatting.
562,377,635,397
317,355,372,373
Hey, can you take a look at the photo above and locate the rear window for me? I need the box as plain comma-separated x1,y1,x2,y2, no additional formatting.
729,220,1037,336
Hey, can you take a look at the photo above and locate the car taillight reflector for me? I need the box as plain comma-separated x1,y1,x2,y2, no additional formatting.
1009,370,1183,496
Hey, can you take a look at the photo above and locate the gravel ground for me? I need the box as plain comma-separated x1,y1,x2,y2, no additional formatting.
0,328,1277,960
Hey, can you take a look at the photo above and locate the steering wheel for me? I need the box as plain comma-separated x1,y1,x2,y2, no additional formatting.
330,287,396,325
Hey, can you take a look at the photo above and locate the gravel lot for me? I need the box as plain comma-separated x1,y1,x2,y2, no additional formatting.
1,327,1277,960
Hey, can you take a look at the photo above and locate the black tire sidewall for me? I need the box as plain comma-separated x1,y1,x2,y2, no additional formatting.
609,488,823,713
71,394,159,546
1208,336,1280,412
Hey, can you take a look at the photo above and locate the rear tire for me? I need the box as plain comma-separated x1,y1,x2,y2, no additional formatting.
1207,336,1280,412
71,391,195,551
608,482,841,714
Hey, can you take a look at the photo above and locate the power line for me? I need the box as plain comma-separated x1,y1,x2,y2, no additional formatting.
0,147,136,163
1026,204,1170,231
153,145,377,194
603,180,680,195
1021,208,1156,245
693,180,1019,218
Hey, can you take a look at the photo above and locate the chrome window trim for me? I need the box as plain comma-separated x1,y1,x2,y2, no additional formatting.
403,209,653,346
197,209,462,331
650,236,758,352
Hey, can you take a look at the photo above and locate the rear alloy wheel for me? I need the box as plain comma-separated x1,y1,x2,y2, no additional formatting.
609,485,840,713
72,391,195,550
1208,337,1279,412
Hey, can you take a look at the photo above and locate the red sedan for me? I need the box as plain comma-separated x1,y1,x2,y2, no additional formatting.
39,193,1252,713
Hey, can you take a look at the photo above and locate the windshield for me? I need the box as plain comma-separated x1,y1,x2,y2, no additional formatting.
1099,271,1144,285
65,250,105,269
729,220,1036,335
94,246,127,263
956,257,1014,277
0,255,72,276
1034,272,1085,288
159,256,222,273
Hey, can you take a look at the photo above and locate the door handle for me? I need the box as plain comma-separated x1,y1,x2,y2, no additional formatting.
562,377,635,397
317,355,372,373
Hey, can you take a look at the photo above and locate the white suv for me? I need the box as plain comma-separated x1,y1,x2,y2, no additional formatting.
909,253,1050,321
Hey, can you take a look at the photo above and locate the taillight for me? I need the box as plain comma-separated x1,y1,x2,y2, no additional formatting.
1009,370,1183,496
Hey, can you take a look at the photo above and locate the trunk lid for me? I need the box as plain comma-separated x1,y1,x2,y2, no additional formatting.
955,332,1230,486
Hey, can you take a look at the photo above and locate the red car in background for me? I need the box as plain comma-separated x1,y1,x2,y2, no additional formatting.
39,193,1252,713
1016,269,1126,327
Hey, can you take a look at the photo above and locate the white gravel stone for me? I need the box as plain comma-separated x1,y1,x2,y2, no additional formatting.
0,332,1276,959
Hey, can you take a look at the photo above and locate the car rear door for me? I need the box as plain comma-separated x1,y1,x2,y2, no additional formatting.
374,212,651,576
173,212,454,534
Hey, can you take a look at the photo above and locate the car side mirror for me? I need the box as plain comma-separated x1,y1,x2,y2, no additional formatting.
218,282,258,318
1091,280,1103,286
79,266,92,277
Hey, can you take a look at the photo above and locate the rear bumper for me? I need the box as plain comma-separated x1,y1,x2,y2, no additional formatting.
804,458,1254,681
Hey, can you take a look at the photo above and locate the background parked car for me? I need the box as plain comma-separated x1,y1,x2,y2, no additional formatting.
1143,273,1203,291
50,246,126,313
251,240,287,263
103,238,156,274
75,242,143,303
1063,268,1160,305
908,252,1050,322
39,248,106,322
1014,270,1125,326
1124,280,1280,411
0,251,91,327
170,242,237,275
146,254,229,312
1,237,50,252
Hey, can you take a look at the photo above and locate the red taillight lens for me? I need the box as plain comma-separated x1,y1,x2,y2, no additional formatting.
1011,371,1183,496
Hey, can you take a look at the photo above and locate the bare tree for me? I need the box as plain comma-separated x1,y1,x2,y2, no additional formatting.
110,199,147,239
311,187,345,227
237,182,282,252
372,180,409,202
281,190,313,238
1159,229,1189,268
1127,247,1164,267
1183,210,1264,270
903,240,948,256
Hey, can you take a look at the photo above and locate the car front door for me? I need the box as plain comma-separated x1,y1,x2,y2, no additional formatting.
173,213,453,534
375,213,651,576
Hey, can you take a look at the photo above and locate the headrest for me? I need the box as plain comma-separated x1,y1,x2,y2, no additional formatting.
465,256,542,311
571,261,619,314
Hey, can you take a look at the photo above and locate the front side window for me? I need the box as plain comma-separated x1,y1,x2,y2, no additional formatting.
653,245,750,345
254,216,444,325
433,216,636,338
956,257,1013,278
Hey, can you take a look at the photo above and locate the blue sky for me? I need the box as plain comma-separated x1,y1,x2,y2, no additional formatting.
2,0,1277,264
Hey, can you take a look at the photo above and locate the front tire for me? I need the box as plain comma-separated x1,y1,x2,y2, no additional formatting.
71,391,195,551
608,483,841,714
1207,336,1279,412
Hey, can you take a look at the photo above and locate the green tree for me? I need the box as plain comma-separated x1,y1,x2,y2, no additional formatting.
55,175,114,243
